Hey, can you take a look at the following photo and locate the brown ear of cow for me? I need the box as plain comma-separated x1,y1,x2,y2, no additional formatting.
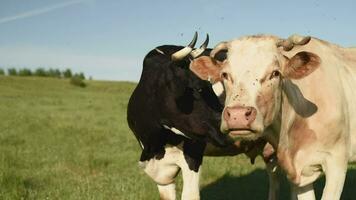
189,56,222,83
283,51,321,79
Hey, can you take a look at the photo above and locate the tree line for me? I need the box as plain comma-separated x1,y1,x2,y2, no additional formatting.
0,68,86,80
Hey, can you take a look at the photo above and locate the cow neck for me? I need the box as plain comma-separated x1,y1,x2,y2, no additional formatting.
277,91,297,151
271,80,317,184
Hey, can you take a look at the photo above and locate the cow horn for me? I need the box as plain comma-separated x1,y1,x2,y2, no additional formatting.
190,34,209,58
288,34,311,45
210,41,229,58
171,32,198,61
276,34,311,51
276,39,294,51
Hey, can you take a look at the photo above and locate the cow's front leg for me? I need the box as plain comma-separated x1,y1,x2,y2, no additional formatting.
266,160,280,200
177,140,206,200
180,164,201,200
320,154,347,200
291,184,315,200
261,142,280,200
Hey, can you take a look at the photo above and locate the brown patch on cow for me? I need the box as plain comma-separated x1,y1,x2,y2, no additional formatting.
190,56,222,83
277,117,317,184
289,117,317,154
283,51,321,79
277,147,299,183
256,84,278,125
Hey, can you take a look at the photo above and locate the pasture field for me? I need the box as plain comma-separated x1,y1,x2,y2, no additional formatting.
1,76,356,200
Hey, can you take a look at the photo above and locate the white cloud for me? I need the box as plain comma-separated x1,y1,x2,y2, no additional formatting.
0,0,88,25
0,45,141,81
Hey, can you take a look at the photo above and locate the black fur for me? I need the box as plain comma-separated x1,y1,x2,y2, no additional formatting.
127,45,229,171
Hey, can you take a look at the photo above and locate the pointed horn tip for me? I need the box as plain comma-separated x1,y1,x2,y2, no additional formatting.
188,31,198,48
299,36,311,45
171,32,198,60
200,33,210,48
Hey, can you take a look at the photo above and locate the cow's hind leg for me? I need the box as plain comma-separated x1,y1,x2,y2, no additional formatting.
179,163,201,200
139,146,181,200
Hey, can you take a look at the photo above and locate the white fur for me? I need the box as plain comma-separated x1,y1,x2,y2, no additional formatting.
138,140,144,149
212,81,224,96
155,48,165,55
140,144,200,200
163,125,191,139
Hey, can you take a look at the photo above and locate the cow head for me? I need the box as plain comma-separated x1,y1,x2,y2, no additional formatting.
159,33,230,146
190,34,320,140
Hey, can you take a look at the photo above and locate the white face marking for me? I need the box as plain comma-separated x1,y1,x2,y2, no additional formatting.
163,125,191,139
212,81,224,96
220,37,283,133
227,39,279,106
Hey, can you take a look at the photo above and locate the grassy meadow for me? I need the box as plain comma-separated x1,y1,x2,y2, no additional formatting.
1,76,356,200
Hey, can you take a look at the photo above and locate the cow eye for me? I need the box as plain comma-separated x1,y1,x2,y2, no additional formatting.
270,70,280,79
221,72,229,80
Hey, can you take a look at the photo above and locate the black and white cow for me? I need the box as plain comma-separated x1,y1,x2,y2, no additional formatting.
127,33,276,200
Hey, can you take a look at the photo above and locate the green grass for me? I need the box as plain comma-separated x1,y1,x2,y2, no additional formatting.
1,76,356,200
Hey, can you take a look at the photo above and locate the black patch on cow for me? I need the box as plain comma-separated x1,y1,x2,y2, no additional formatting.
138,128,185,162
176,88,194,114
127,44,230,174
183,140,206,172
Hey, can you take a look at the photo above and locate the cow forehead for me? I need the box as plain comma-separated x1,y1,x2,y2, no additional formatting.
227,38,279,79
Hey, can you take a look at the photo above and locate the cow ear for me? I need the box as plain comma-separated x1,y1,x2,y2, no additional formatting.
189,56,223,83
282,51,321,79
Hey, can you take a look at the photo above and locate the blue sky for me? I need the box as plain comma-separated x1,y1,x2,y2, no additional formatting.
0,0,355,81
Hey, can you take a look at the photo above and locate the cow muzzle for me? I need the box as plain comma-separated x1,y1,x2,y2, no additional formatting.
223,106,258,136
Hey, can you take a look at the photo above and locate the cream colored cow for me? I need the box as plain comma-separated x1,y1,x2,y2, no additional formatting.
190,34,356,200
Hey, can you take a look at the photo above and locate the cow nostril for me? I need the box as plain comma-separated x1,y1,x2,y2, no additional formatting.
245,110,252,117
224,108,232,121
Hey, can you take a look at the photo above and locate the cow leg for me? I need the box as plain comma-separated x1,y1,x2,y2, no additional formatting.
177,140,206,200
157,183,176,200
266,161,280,200
139,146,181,200
180,164,201,200
320,155,347,200
291,184,315,200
